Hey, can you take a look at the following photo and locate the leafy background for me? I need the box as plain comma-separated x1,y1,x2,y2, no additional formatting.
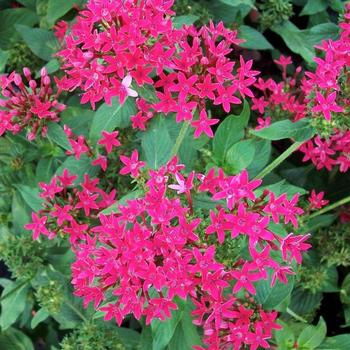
0,0,349,349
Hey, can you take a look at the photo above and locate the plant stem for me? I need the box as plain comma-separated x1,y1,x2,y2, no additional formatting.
170,121,190,157
308,195,350,220
254,141,304,180
65,300,89,323
286,307,308,323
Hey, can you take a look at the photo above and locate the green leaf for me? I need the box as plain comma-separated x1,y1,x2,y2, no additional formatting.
36,157,56,183
0,327,34,350
273,21,314,62
16,25,59,61
319,335,350,350
52,298,84,330
273,21,339,63
274,320,295,350
61,107,95,137
89,97,136,144
16,0,36,10
256,179,307,199
225,139,255,174
173,15,199,28
321,265,339,293
55,155,99,185
219,0,254,7
31,308,49,329
0,280,29,330
140,326,153,350
0,48,9,72
256,274,294,310
47,122,71,150
11,192,31,234
151,309,183,350
238,25,273,50
117,328,141,350
15,184,43,212
251,119,314,142
247,139,271,178
297,317,327,349
289,287,322,315
300,0,328,15
213,100,250,162
168,302,201,350
47,0,79,25
141,117,172,169
35,58,61,77
341,274,350,305
306,23,339,47
329,0,345,12
0,9,39,49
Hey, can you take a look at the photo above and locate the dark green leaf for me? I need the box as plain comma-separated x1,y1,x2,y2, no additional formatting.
11,192,31,234
15,184,43,212
0,280,29,330
16,25,59,61
47,122,71,150
0,48,9,72
297,317,327,349
55,155,99,185
89,97,136,144
31,308,49,329
300,0,328,15
289,287,322,315
319,335,350,350
0,9,38,49
47,0,80,25
238,25,273,50
251,119,314,142
256,274,294,310
0,327,34,350
213,100,250,162
225,139,255,174
173,15,199,28
151,309,183,350
247,139,271,178
141,117,172,169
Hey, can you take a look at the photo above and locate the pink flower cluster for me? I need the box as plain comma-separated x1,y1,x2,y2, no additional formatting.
0,68,65,140
57,0,260,137
300,132,350,172
253,4,350,173
25,155,310,349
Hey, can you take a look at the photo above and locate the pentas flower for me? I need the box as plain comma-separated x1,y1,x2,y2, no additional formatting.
308,190,329,210
57,0,176,108
0,67,65,140
191,110,219,138
312,92,344,121
58,0,259,136
27,157,310,350
119,150,145,177
98,130,121,154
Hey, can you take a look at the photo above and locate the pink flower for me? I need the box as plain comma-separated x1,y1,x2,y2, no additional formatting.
25,213,49,240
98,131,121,153
280,233,311,264
231,263,260,295
66,135,90,160
308,190,329,210
168,172,194,194
191,110,219,138
119,150,145,177
312,91,343,120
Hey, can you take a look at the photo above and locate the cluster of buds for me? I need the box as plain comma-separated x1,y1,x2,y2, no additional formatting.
0,67,65,140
